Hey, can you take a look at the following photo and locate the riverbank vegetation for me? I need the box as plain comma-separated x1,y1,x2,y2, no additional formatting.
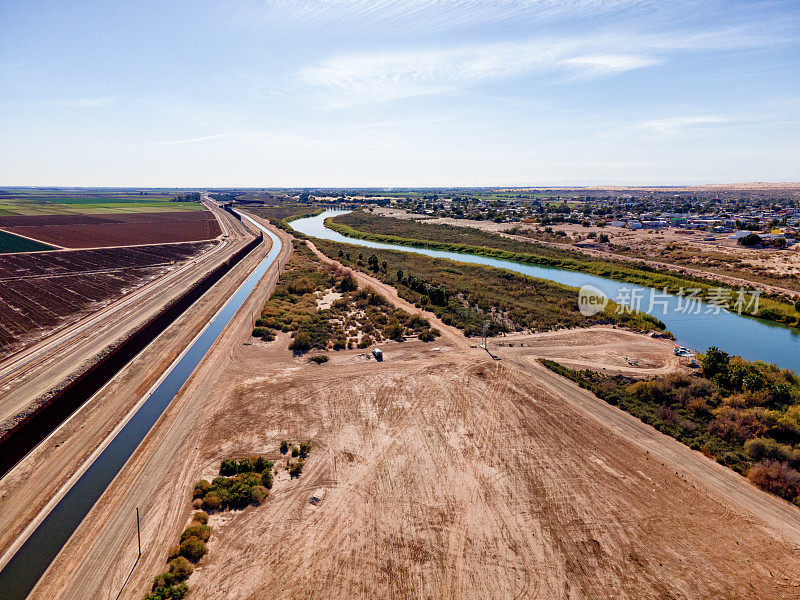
254,240,439,352
311,238,664,337
246,206,323,232
542,348,800,505
326,211,800,326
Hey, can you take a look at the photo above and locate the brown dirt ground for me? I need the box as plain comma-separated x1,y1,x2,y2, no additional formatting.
21,223,800,600
0,210,221,248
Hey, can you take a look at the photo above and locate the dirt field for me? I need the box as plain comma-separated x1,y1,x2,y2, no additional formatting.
22,223,800,600
0,210,221,248
0,242,215,357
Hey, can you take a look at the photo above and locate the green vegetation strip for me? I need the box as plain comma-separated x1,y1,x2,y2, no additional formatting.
312,238,664,337
541,349,800,506
0,230,54,253
326,211,800,326
246,206,324,232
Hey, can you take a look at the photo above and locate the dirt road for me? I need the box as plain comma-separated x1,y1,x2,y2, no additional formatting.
22,223,800,600
0,215,268,562
0,200,252,436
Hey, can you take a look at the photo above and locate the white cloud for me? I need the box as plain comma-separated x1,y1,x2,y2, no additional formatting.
560,54,661,79
641,116,728,135
226,0,641,34
153,133,234,146
297,39,657,107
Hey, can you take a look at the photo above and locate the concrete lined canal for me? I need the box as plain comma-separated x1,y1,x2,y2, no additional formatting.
292,210,800,371
0,213,282,600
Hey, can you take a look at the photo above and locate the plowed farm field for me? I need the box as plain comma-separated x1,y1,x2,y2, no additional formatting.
0,210,221,249
0,242,214,357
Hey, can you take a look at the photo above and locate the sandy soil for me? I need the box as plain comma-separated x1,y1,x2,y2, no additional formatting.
20,223,800,600
493,327,682,376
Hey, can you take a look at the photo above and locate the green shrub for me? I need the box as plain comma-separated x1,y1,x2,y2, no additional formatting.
180,524,211,543
167,545,180,561
289,331,312,353
739,233,762,247
237,458,255,474
310,355,329,364
280,440,289,454
144,582,188,600
748,460,800,501
192,511,209,525
385,322,404,341
250,485,269,504
338,273,358,292
418,329,436,342
152,572,176,589
168,557,194,581
219,459,238,476
252,327,275,340
745,438,800,467
289,461,304,479
254,456,272,473
261,470,273,490
192,480,211,499
291,445,299,457
179,537,207,562
201,492,222,511
298,441,311,458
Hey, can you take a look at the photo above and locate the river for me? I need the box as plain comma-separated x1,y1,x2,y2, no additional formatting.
0,212,282,600
292,210,800,371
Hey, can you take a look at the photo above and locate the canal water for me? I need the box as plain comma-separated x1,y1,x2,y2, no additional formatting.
292,210,800,371
0,213,282,600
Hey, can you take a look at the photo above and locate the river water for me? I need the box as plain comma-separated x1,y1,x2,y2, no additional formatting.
292,210,800,371
0,213,282,600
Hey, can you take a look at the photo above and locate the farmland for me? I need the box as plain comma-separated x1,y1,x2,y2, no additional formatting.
0,230,54,253
0,211,221,249
0,242,215,357
0,189,204,217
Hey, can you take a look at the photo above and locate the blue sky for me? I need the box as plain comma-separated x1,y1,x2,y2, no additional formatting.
1,0,798,187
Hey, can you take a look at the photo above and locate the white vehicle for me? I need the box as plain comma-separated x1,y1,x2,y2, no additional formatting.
372,348,383,361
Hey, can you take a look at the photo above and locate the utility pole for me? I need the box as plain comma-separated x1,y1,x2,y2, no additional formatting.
482,320,489,350
136,506,141,557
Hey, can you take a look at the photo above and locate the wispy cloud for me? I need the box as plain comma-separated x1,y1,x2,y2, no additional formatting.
560,54,661,80
294,19,782,109
641,116,728,135
153,133,233,146
297,38,657,107
226,0,642,34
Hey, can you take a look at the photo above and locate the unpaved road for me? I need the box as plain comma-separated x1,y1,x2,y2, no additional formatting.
0,213,268,562
20,220,800,600
0,200,252,435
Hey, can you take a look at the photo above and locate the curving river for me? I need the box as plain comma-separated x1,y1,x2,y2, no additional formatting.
0,212,282,600
292,210,800,371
